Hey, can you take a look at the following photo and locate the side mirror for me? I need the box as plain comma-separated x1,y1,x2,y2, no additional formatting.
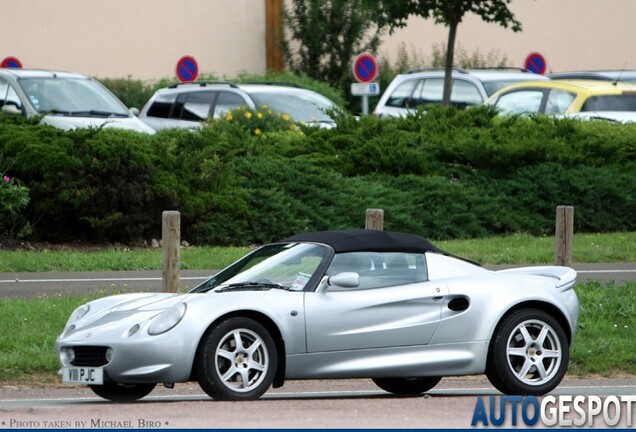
1,104,22,115
328,272,360,288
129,107,140,116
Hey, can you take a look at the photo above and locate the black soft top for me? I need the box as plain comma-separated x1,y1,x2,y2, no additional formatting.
281,229,448,254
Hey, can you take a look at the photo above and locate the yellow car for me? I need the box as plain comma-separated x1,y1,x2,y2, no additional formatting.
485,79,636,115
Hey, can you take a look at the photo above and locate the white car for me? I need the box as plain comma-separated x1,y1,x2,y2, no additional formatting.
0,68,154,133
139,82,338,131
374,68,549,117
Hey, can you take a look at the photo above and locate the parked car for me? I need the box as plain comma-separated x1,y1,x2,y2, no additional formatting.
565,111,636,123
485,79,636,115
548,70,636,83
0,68,154,133
138,81,338,131
373,67,549,117
56,229,578,402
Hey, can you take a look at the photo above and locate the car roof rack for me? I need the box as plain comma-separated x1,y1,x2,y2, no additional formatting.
241,81,305,89
469,67,531,72
405,67,469,74
167,80,239,89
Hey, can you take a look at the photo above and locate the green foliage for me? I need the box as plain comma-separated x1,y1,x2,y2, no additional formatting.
97,76,156,109
283,0,382,97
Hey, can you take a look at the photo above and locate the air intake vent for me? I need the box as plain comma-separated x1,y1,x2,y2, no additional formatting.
448,297,470,312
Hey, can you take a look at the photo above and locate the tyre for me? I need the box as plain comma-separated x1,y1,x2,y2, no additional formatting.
486,308,569,395
89,383,156,402
196,317,277,401
372,377,441,395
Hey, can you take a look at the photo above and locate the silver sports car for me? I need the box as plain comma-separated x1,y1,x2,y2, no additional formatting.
56,229,579,401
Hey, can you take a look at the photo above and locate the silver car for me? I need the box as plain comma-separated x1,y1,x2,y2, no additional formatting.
0,68,154,133
56,229,579,401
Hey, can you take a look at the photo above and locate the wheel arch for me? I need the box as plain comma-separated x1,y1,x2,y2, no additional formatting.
492,301,572,344
190,310,287,387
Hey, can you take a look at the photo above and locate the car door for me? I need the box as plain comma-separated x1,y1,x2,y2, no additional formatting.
304,252,447,353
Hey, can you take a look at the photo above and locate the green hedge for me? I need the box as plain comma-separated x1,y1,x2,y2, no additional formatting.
1,106,636,245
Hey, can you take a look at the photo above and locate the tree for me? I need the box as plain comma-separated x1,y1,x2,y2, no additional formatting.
368,0,522,107
283,0,382,94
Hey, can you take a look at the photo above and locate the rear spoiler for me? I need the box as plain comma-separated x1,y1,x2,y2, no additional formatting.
496,266,577,289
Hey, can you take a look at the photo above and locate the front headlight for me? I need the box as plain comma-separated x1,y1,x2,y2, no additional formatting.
148,303,187,336
68,304,90,324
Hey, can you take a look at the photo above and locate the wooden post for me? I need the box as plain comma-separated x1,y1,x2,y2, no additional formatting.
365,208,384,231
265,0,284,72
554,206,574,266
162,211,180,293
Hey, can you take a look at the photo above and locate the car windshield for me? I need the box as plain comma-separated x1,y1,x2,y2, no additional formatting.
248,91,335,123
17,77,130,116
190,242,329,293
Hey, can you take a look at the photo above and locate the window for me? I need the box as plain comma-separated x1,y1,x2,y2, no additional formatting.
410,78,444,106
146,93,177,118
0,78,22,110
545,90,575,114
180,91,215,121
495,90,544,114
385,79,419,108
581,94,636,111
213,91,247,118
327,252,427,289
451,79,483,107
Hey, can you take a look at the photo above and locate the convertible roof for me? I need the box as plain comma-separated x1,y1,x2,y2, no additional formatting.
281,229,448,254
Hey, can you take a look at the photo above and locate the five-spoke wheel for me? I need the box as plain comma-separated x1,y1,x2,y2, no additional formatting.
197,317,277,400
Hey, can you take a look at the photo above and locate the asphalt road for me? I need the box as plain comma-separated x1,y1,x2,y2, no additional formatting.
1,377,636,428
0,263,634,299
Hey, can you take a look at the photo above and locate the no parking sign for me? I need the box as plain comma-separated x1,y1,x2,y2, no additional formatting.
1,56,22,68
525,52,547,75
176,55,199,82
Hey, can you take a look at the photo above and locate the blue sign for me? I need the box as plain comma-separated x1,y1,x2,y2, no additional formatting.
176,55,199,82
525,52,546,75
352,53,378,83
1,56,22,68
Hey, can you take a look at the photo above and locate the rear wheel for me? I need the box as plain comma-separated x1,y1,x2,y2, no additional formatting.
487,308,569,395
89,383,156,402
196,317,277,401
372,377,441,395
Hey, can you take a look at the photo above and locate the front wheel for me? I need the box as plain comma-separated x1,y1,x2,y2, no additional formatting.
89,383,156,402
196,317,278,401
372,377,441,395
487,308,569,395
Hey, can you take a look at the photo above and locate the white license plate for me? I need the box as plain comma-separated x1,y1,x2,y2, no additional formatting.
62,367,104,384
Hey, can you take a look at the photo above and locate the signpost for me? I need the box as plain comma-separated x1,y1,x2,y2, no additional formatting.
176,55,199,82
351,53,379,115
524,52,547,75
1,56,22,68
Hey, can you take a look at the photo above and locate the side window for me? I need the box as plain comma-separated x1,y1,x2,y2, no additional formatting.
451,80,483,107
180,91,215,121
385,79,419,108
0,78,22,110
146,93,177,118
545,90,576,114
410,78,444,106
494,89,545,114
327,252,427,289
212,91,247,118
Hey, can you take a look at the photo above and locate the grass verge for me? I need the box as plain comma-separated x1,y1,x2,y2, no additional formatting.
0,281,633,383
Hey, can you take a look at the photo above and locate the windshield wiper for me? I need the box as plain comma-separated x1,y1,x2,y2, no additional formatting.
226,281,289,290
67,110,128,118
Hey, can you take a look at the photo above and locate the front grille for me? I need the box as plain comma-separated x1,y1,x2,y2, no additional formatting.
71,346,109,367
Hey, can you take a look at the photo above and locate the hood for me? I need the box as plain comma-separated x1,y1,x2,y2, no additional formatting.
40,115,156,134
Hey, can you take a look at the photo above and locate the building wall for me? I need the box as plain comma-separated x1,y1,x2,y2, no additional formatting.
1,0,266,81
1,0,634,81
379,0,636,73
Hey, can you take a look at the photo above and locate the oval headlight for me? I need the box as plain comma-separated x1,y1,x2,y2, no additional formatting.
148,303,187,336
68,304,90,324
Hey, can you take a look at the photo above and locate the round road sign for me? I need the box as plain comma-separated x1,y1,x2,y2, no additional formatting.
525,52,547,75
352,53,378,83
176,55,199,82
1,56,23,68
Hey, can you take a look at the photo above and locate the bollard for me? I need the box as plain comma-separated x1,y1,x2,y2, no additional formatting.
162,211,180,293
554,206,574,266
365,208,384,231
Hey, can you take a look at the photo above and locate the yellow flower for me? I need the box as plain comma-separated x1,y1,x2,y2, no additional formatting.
282,113,290,121
254,128,261,136
257,112,263,119
268,110,272,114
225,112,233,121
244,111,252,119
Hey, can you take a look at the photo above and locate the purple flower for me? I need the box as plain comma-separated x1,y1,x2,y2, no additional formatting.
2,175,9,183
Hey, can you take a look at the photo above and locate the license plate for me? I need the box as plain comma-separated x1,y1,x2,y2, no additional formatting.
62,367,104,384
